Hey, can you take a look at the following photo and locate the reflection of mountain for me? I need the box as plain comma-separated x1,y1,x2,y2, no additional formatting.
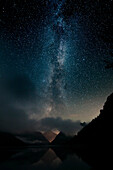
43,131,57,142
16,132,49,145
33,148,62,168
0,131,25,147
70,93,113,168
51,132,72,145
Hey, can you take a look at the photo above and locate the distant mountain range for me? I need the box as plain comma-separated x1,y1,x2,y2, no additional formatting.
16,131,49,145
0,130,58,147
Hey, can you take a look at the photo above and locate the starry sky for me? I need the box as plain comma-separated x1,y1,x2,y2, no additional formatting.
0,0,113,134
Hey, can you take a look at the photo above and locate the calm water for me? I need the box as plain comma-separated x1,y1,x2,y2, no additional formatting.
0,147,92,170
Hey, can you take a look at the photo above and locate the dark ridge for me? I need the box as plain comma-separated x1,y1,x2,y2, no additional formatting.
71,93,113,147
51,131,72,145
0,131,26,147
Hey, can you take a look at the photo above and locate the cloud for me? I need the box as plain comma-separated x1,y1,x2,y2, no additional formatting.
0,74,39,133
37,117,81,135
0,102,36,133
0,74,37,101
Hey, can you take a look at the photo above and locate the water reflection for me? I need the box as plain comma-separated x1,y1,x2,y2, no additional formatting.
0,147,92,170
33,148,62,168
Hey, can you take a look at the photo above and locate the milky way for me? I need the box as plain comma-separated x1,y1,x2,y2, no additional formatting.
43,0,68,117
0,0,113,133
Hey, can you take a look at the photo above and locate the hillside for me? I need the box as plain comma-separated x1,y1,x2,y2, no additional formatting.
52,132,72,145
71,93,113,147
0,131,25,147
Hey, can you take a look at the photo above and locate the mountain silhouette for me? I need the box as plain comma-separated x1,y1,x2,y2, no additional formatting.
71,93,112,147
16,131,49,145
51,132,72,146
0,131,25,147
69,93,113,168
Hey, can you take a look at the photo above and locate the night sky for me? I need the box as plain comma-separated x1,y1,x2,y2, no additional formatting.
0,0,113,134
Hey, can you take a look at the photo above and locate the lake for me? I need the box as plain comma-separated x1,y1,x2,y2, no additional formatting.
0,147,92,170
